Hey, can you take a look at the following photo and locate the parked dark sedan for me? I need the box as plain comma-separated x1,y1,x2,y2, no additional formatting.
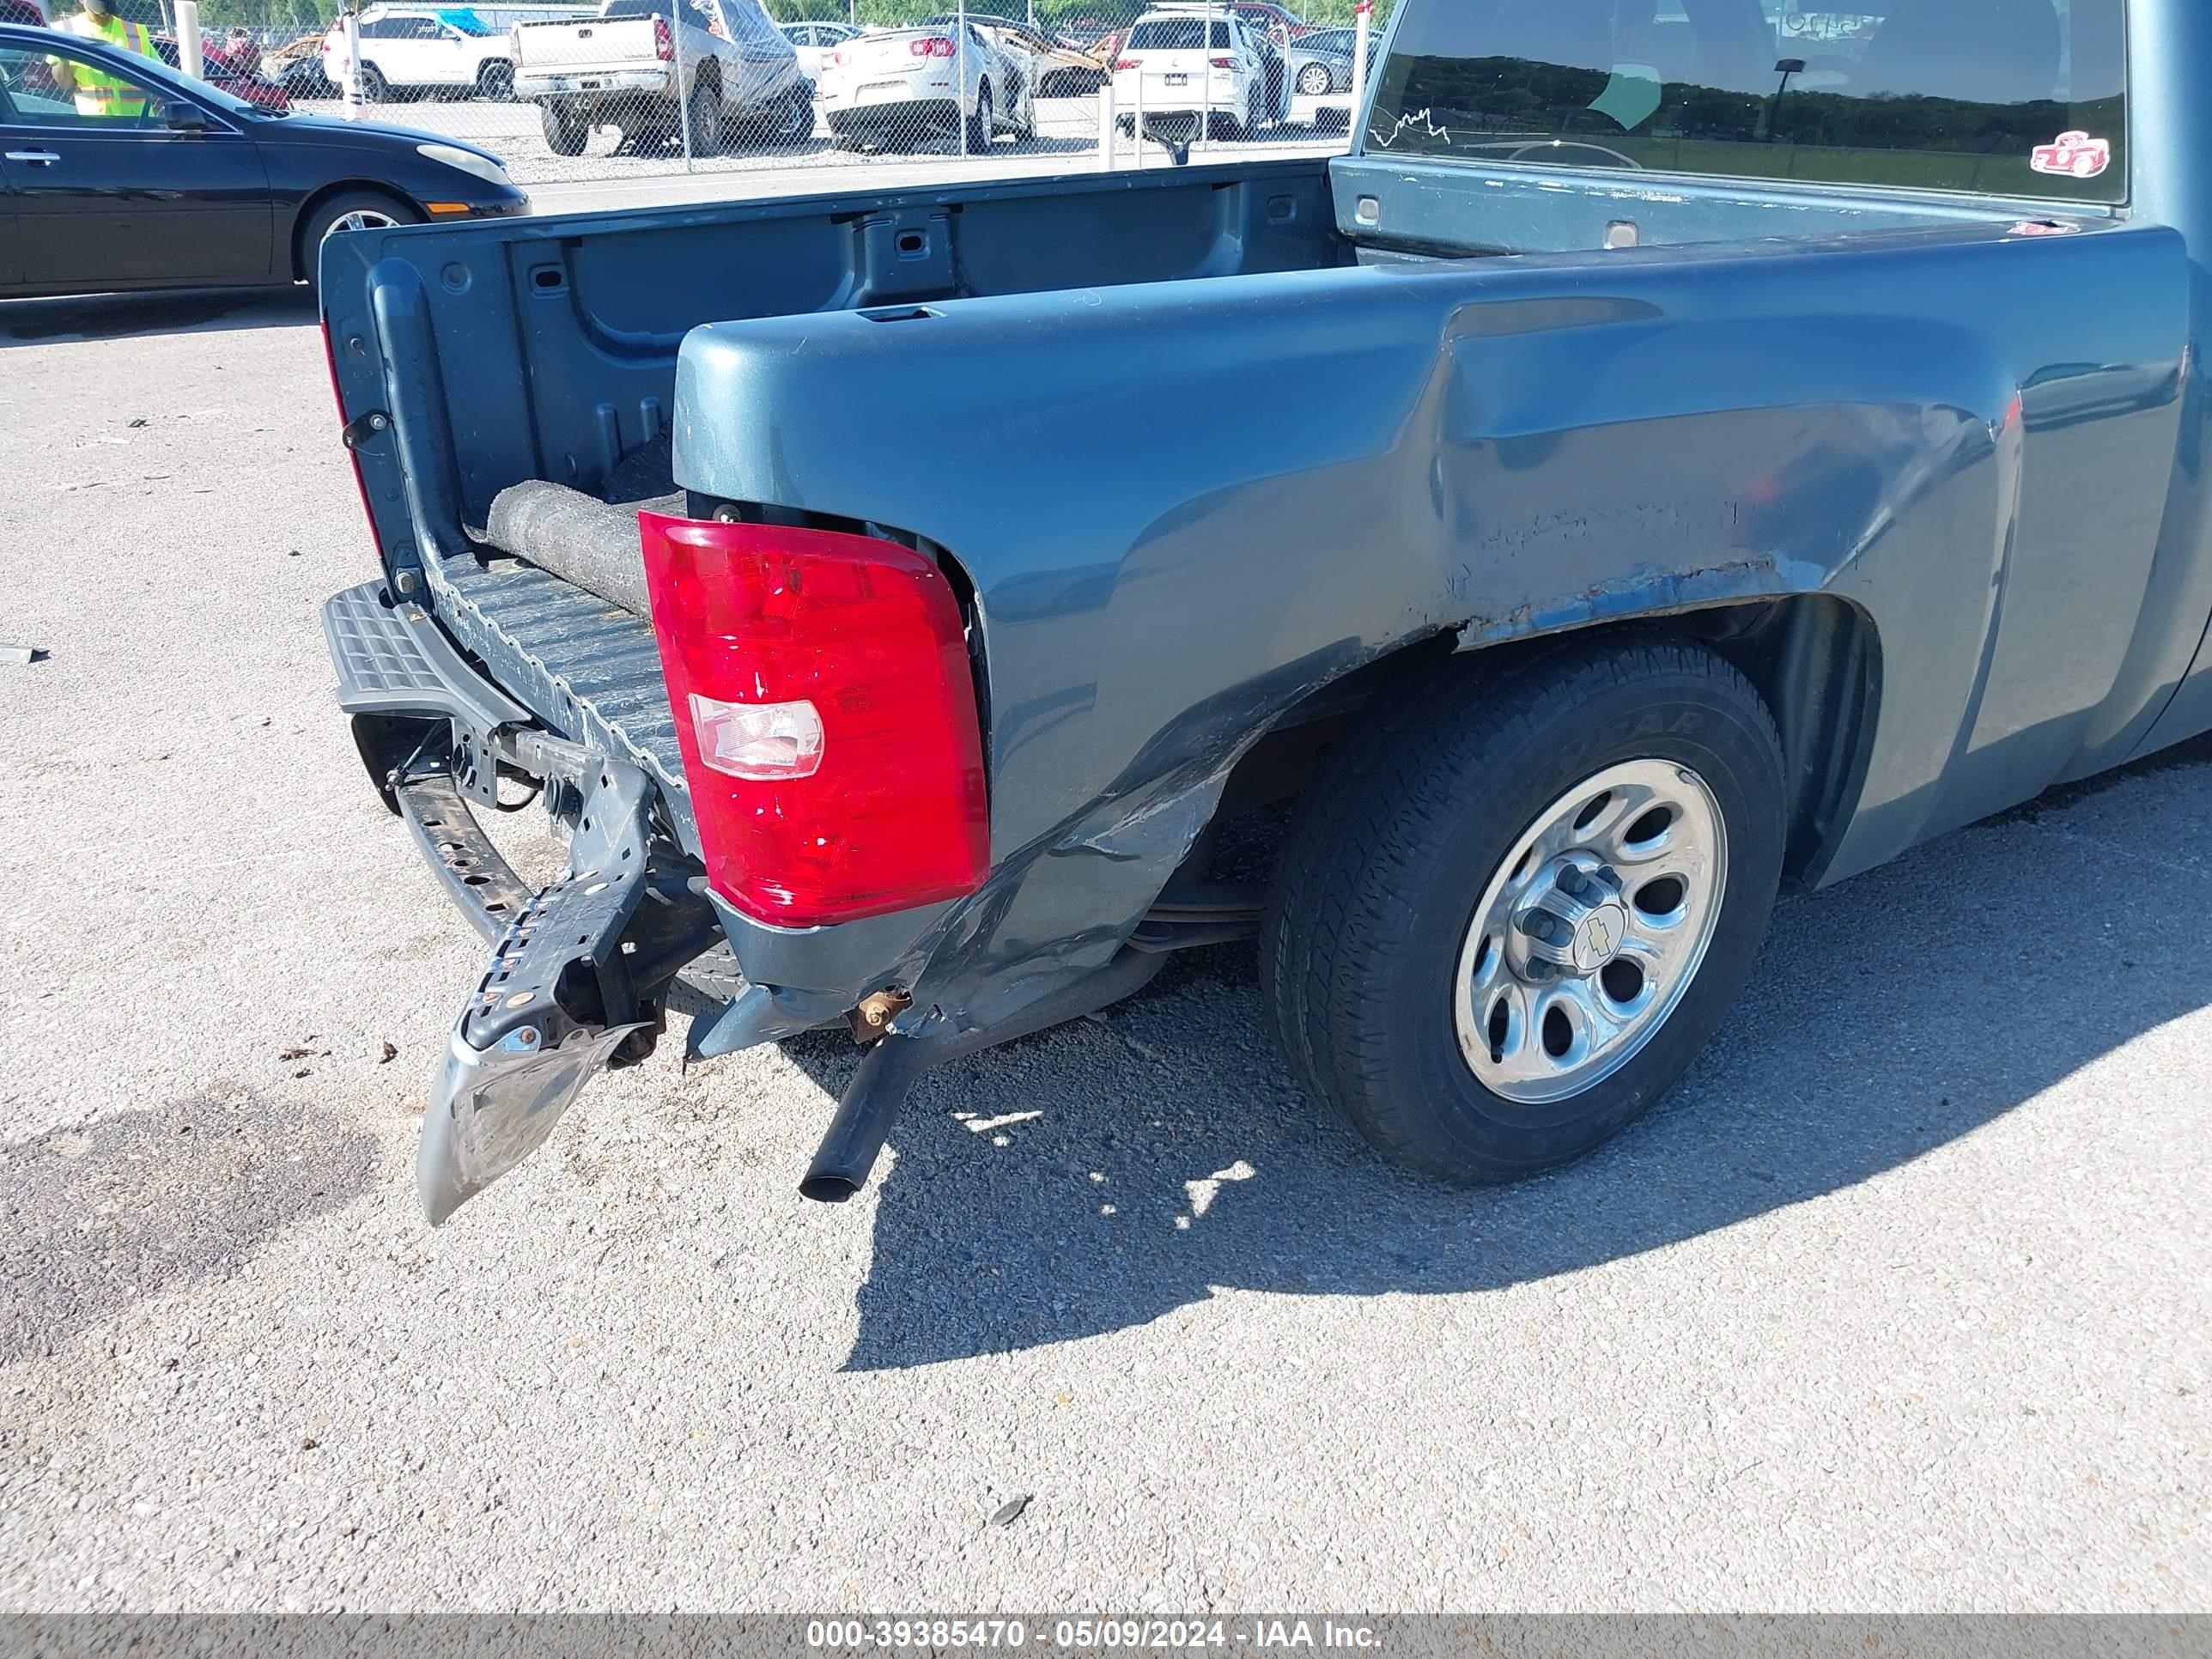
0,21,526,298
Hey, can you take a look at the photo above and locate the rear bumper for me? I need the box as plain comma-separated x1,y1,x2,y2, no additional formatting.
324,576,1171,1218
322,576,938,1030
823,79,958,116
325,580,722,1219
516,69,668,100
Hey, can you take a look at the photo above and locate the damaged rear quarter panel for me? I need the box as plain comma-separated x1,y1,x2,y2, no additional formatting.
674,218,2185,1028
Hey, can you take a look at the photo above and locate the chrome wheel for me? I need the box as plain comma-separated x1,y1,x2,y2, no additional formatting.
1453,758,1728,1105
324,208,397,240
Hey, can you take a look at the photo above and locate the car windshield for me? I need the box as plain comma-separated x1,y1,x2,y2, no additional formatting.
1128,17,1233,49
1365,0,2129,204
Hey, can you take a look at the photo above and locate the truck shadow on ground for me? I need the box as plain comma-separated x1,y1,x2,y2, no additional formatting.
0,288,317,345
0,1089,377,1365
780,732,2212,1372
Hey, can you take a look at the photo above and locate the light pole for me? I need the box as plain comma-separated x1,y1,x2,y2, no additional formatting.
1762,56,1804,143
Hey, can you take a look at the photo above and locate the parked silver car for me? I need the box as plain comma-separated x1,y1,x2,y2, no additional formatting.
1287,23,1354,95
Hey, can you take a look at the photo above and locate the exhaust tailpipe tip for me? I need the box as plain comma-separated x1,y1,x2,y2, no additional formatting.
797,1171,864,1205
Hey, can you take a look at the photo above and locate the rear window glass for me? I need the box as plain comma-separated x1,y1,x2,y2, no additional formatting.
1129,18,1235,50
1366,0,2128,204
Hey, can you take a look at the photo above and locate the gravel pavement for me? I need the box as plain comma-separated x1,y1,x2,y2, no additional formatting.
0,287,2206,1615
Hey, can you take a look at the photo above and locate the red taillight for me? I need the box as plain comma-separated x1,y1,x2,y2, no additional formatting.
653,14,672,59
319,319,382,558
828,46,845,65
1209,55,1233,67
639,514,989,928
910,34,955,56
1113,55,1139,70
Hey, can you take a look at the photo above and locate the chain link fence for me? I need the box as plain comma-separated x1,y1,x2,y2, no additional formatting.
87,0,1389,191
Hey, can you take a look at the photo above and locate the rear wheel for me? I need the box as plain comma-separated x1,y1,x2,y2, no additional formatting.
1296,59,1331,95
1260,635,1787,1183
541,100,586,155
477,58,514,100
764,87,813,145
967,80,993,150
296,189,421,290
686,75,722,154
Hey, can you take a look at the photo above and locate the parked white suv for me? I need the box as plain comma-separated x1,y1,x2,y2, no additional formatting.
324,5,518,101
1111,6,1280,141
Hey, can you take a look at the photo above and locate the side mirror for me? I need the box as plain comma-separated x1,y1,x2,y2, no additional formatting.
166,104,209,132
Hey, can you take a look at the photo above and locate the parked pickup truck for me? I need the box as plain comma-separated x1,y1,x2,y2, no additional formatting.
511,0,809,156
323,0,2202,1225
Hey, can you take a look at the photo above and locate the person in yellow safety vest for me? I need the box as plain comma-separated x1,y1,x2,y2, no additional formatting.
48,0,161,119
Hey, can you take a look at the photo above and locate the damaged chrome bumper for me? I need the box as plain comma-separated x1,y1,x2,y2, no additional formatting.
324,583,721,1221
416,763,672,1224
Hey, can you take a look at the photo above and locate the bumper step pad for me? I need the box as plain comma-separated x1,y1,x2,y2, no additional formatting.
323,581,529,733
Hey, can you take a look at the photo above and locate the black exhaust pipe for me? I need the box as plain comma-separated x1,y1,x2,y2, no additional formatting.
799,1036,933,1203
797,951,1170,1203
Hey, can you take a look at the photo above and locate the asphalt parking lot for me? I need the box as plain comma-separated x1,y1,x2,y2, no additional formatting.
0,284,2206,1613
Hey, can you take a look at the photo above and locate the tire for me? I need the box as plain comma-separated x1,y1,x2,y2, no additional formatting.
477,58,514,100
764,87,813,147
1296,59,1330,96
357,63,387,102
1260,634,1787,1184
967,80,993,151
296,189,422,289
541,100,586,155
686,75,721,155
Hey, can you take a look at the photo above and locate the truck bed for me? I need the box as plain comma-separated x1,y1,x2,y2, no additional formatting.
432,553,691,831
321,154,1349,877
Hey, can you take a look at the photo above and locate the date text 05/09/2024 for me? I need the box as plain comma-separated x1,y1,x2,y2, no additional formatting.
804,1620,1382,1650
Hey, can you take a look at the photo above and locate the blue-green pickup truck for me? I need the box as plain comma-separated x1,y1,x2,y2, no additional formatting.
323,0,2203,1224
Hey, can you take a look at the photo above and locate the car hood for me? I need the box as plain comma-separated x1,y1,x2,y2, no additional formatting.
255,110,502,166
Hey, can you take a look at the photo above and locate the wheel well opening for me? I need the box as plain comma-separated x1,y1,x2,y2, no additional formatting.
290,182,416,281
1674,594,1881,890
1194,600,1879,899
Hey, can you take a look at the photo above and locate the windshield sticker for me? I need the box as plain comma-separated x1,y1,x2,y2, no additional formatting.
1587,64,1662,133
2030,131,2111,179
